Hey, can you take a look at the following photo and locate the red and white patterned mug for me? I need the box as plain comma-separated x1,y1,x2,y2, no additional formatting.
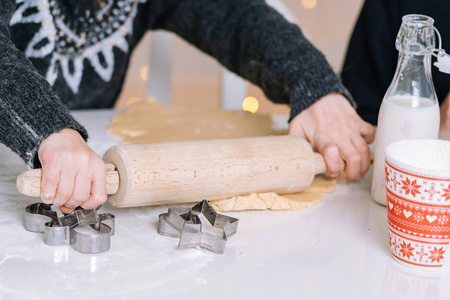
385,139,450,271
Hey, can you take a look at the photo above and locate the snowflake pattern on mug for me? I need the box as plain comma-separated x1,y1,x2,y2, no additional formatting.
442,185,450,201
386,160,450,204
399,241,415,259
401,178,421,197
389,230,449,267
429,247,446,263
386,158,450,268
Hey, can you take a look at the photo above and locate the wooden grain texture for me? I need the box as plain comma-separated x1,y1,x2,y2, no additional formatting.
16,136,329,207
103,135,318,207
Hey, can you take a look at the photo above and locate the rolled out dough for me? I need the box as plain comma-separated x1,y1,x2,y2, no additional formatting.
108,100,336,211
108,99,273,144
210,175,335,212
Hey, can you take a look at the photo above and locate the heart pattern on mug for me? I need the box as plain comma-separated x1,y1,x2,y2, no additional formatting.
386,155,450,270
426,215,438,223
403,210,412,218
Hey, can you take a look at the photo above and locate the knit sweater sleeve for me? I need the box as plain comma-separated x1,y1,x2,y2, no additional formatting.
148,0,354,121
0,1,88,168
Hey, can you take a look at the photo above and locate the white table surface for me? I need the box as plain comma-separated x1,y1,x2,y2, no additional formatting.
0,110,449,300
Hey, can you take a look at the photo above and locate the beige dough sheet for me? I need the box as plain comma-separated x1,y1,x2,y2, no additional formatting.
210,175,335,212
108,100,336,211
108,99,273,144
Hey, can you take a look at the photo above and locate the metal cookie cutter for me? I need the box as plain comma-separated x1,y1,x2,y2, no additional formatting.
24,203,58,233
71,213,116,254
24,203,115,254
158,200,239,254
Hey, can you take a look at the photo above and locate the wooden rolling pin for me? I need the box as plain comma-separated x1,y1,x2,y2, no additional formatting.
17,135,331,208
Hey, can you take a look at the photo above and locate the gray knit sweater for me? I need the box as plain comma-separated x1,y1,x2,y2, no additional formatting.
0,0,351,168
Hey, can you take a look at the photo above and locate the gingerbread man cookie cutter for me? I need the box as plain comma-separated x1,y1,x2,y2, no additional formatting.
24,203,115,254
158,200,239,254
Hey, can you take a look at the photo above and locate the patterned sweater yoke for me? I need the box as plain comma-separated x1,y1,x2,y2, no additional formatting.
0,0,351,168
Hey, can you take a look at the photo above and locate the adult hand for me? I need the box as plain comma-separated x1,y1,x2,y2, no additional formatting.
439,91,450,140
288,93,376,180
37,128,107,213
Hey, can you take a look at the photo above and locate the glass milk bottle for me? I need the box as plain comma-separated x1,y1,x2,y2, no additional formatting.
371,15,440,205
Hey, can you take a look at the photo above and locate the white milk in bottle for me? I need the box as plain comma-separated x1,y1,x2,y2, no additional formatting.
371,96,439,203
370,14,440,205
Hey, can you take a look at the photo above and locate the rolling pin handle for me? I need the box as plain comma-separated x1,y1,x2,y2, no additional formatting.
313,153,345,176
16,163,120,197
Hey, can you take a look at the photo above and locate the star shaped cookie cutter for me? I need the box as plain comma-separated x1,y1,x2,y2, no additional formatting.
158,200,239,254
24,203,115,254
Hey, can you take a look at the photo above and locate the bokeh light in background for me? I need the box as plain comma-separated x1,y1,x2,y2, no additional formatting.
127,97,142,106
242,96,259,113
140,65,148,81
301,0,317,9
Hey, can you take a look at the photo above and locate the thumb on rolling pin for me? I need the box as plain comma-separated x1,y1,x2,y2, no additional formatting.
313,152,374,177
313,152,345,176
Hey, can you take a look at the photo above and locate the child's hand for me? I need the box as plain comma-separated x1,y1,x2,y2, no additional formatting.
37,128,107,213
